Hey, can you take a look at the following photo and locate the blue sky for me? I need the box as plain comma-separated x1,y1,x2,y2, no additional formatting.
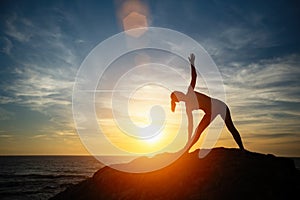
0,0,299,156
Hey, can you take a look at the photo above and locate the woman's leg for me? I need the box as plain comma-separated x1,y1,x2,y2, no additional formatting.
223,107,245,150
188,114,216,151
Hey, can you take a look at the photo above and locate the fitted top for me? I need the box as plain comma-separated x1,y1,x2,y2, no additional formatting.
185,86,212,114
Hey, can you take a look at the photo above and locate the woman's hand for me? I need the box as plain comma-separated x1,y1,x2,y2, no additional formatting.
188,53,195,66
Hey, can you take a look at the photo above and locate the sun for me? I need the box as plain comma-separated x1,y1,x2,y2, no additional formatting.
96,71,187,155
145,131,163,144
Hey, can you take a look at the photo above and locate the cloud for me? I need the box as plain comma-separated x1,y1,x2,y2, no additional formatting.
0,107,15,120
220,27,275,49
4,13,33,42
220,54,300,140
31,134,47,139
244,133,298,139
4,65,74,109
223,54,300,104
0,37,13,55
2,64,77,135
0,134,13,138
199,24,277,65
0,12,83,137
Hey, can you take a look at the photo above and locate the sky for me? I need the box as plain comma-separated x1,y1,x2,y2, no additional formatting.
0,0,299,157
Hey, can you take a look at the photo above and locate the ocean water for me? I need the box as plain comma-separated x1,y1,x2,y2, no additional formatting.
0,156,103,200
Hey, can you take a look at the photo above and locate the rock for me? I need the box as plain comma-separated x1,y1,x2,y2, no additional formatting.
50,148,299,200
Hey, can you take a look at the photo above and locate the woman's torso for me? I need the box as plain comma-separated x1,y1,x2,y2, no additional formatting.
185,87,212,114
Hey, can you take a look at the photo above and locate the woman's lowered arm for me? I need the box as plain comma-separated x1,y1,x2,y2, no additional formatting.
187,110,193,143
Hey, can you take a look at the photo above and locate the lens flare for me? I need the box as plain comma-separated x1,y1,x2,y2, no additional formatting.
72,27,225,173
117,0,149,37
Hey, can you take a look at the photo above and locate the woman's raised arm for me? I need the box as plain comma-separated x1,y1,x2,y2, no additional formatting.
188,53,197,89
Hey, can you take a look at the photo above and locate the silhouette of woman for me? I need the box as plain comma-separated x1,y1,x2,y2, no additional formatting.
170,54,245,151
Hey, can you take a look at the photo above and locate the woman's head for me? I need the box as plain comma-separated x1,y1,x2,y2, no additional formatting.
170,91,185,112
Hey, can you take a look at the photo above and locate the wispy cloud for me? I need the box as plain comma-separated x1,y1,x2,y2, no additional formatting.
0,134,14,138
0,12,82,138
221,54,300,143
0,37,13,55
31,134,47,139
0,107,15,120
223,55,300,104
4,13,33,42
4,65,74,109
199,25,277,65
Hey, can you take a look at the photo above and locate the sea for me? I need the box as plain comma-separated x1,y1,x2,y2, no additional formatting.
0,156,104,200
0,156,299,200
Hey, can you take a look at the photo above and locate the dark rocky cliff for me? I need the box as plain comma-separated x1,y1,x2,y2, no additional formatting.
50,148,299,200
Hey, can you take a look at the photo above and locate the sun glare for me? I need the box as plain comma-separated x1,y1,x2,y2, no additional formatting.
97,82,185,155
145,131,163,144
